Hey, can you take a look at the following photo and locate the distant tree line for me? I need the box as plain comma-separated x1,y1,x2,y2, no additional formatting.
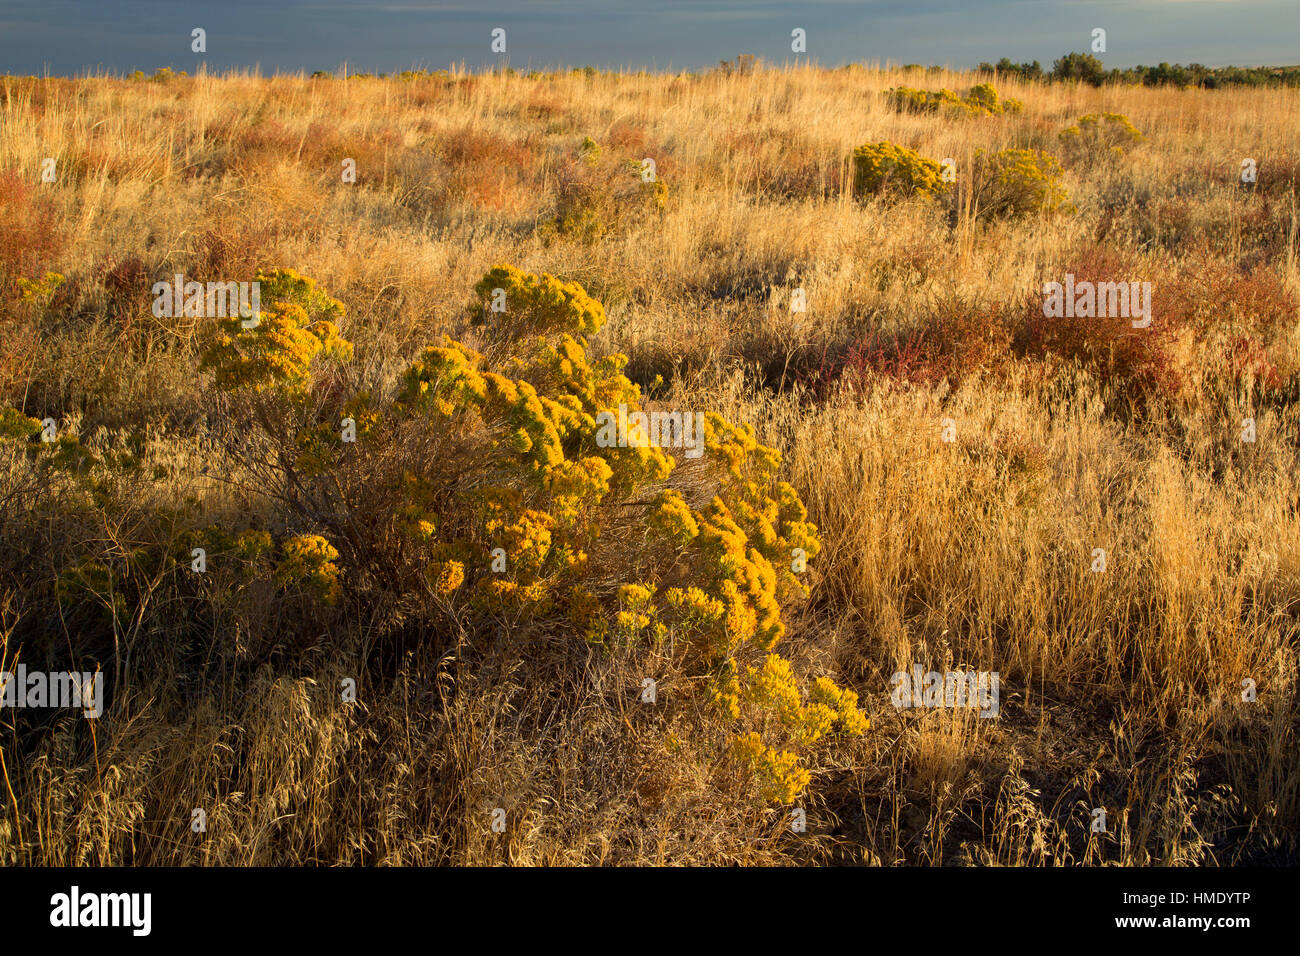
976,53,1300,88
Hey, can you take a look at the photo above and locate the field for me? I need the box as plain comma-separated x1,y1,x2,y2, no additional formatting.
1,63,1299,865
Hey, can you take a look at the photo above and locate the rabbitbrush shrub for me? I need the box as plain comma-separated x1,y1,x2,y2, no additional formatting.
198,264,867,804
1058,112,1144,162
885,83,1022,116
852,141,950,200
542,142,669,246
969,148,1074,219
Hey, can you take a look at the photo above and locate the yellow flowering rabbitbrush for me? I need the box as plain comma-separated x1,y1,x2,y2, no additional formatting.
203,263,867,803
885,83,1022,117
1058,112,1144,162
852,142,950,200
277,534,342,605
200,268,351,395
971,148,1075,219
0,408,42,441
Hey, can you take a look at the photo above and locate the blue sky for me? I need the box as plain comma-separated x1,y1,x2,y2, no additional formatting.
1,0,1297,76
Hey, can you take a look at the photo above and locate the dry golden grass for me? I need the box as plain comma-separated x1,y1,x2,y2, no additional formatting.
1,63,1299,865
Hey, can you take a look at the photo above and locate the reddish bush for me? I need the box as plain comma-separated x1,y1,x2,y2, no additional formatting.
191,222,287,281
1227,334,1282,391
1208,154,1300,200
816,301,1013,394
823,329,943,391
1160,261,1297,341
1154,258,1298,394
436,127,537,210
103,256,149,299
607,120,649,152
99,256,152,335
297,122,400,188
1019,297,1186,403
1018,246,1186,403
231,117,298,170
0,171,65,286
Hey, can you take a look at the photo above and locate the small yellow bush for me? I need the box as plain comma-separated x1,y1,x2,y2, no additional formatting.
970,148,1075,219
732,732,810,804
886,83,1022,117
277,534,342,605
852,141,950,200
542,149,668,246
200,267,351,395
0,408,42,441
0,409,103,476
16,271,65,306
1059,112,1144,160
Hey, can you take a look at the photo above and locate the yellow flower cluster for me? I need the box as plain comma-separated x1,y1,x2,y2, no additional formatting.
427,559,466,597
736,655,869,750
16,271,66,305
394,472,442,542
276,534,342,605
256,269,347,324
852,141,950,200
667,417,821,656
810,677,870,736
0,408,42,441
640,178,669,210
487,505,554,578
886,83,1022,117
399,339,579,472
650,489,699,544
202,300,352,394
200,268,351,396
973,148,1075,218
709,661,743,720
717,657,867,800
194,265,865,805
187,526,274,564
614,582,666,641
731,732,810,805
470,264,606,341
543,456,613,525
1059,112,1144,158
965,82,1023,114
463,491,561,612
568,585,605,643
619,403,856,803
387,274,663,619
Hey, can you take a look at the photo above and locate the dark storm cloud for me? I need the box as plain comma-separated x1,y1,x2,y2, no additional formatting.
0,0,1295,76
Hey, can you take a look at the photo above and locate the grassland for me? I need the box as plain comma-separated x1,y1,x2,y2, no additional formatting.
1,63,1299,865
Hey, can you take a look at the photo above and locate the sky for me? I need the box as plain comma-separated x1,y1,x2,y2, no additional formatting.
0,0,1297,76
